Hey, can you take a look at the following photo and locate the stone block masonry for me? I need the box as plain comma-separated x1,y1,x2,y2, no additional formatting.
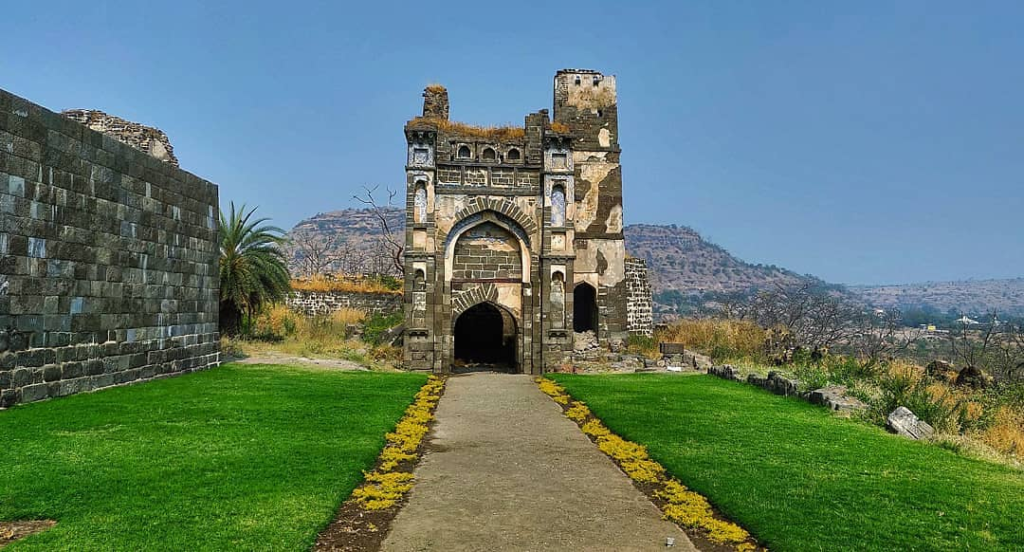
0,88,220,407
625,257,652,336
285,290,403,317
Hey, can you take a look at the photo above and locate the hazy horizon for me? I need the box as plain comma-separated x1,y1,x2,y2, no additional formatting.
3,0,1022,286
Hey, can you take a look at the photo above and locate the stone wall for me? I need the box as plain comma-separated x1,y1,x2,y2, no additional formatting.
285,290,403,317
0,88,220,407
625,257,653,336
451,223,523,280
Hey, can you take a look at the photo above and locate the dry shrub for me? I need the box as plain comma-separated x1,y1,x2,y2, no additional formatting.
251,304,299,339
219,337,245,358
626,334,658,359
658,319,766,362
331,307,366,326
980,406,1024,457
370,344,402,364
291,275,402,295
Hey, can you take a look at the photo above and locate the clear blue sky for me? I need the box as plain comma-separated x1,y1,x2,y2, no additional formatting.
3,1,1022,285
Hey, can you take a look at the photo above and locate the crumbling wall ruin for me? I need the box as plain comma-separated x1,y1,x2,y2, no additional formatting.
0,89,219,407
625,257,653,336
61,109,179,167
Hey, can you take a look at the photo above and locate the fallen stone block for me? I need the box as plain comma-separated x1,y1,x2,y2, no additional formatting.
807,386,868,414
887,406,935,440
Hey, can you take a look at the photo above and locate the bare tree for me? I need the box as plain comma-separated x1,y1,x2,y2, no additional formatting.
852,307,922,364
987,319,1024,382
736,283,860,352
946,312,999,371
354,185,404,275
294,233,342,278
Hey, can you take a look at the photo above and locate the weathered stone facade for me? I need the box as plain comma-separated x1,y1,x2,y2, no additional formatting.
285,290,402,317
402,70,630,374
0,89,219,407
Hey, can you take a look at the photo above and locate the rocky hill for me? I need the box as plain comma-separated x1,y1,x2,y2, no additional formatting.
284,208,405,277
284,208,1023,317
622,224,817,314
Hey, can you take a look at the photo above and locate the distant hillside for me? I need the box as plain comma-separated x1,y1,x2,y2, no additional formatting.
623,224,817,314
284,209,1023,317
284,209,819,314
851,279,1024,317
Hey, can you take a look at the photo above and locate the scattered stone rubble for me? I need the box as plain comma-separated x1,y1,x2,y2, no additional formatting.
707,365,868,415
573,331,600,355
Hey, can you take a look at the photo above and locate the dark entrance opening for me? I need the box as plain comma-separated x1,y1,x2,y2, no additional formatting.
453,303,516,370
573,283,598,333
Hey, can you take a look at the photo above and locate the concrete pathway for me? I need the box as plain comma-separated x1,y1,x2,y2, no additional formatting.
382,373,694,552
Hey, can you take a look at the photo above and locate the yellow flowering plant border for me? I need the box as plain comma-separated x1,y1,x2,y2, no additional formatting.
315,375,446,550
537,377,762,552
350,375,446,510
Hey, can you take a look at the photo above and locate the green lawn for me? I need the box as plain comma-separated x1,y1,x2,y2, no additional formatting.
550,373,1024,552
0,363,427,550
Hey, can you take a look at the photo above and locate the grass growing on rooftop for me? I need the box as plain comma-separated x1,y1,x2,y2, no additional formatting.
549,373,1024,552
0,363,427,550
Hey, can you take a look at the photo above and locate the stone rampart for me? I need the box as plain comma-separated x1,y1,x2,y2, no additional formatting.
285,290,403,317
0,88,220,407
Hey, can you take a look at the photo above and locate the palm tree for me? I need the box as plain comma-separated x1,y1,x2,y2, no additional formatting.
219,202,291,335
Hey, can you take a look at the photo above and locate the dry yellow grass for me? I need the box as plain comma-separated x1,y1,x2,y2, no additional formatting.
658,318,766,361
549,121,570,133
425,83,447,93
408,117,526,141
330,307,366,326
291,275,402,295
981,406,1024,457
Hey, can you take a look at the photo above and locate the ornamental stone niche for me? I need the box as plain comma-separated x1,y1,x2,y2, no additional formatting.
402,70,630,374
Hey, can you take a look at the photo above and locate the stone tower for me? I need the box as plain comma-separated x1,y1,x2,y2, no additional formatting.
402,70,629,374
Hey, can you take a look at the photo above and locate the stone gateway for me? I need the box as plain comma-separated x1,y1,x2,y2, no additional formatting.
402,70,634,374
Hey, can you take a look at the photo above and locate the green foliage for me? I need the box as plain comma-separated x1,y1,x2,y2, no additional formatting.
367,273,403,291
550,373,1024,551
792,354,878,392
0,364,427,550
362,312,404,346
219,202,291,335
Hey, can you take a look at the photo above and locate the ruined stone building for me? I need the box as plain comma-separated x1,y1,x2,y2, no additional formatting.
402,69,639,374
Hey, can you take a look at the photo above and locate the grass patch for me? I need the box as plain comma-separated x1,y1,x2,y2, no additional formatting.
0,363,427,550
549,373,1024,551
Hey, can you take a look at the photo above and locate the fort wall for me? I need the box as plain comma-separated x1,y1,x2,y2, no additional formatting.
0,89,220,407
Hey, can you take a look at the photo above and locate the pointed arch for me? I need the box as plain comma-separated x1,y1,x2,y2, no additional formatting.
443,210,533,283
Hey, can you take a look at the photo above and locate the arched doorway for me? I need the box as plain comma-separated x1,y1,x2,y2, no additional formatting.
573,283,598,333
453,303,517,371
